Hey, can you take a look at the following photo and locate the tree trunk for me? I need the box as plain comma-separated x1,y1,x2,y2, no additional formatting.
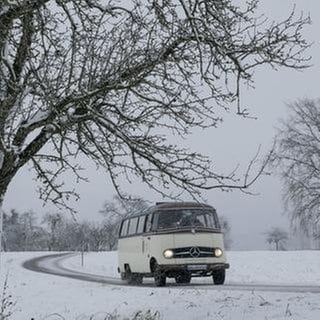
0,196,4,254
0,158,22,263
0,189,8,271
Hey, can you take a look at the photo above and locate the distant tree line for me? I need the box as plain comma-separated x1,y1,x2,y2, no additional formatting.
1,195,151,252
2,196,233,252
2,210,110,252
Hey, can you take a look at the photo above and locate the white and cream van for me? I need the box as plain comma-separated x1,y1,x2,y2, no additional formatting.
117,202,229,286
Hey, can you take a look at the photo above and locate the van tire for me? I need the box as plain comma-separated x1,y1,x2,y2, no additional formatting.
124,265,143,285
175,272,191,284
127,272,143,285
212,269,225,285
154,264,166,287
131,273,143,285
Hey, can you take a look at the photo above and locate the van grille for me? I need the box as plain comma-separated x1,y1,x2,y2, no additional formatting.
173,246,215,258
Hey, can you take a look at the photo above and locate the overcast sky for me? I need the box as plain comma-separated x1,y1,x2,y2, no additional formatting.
3,0,320,250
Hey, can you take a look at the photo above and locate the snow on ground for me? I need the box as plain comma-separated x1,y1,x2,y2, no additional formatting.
63,250,320,286
0,251,320,320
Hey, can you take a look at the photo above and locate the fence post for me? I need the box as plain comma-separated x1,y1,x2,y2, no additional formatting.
81,242,84,267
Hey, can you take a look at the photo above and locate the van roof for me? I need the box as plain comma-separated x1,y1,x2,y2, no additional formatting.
154,202,214,210
123,202,216,220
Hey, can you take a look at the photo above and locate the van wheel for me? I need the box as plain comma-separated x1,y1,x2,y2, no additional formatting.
154,264,166,287
212,269,225,285
124,265,143,285
127,272,143,285
132,273,143,285
175,272,191,284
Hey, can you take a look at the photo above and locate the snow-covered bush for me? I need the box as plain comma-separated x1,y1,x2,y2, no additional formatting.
0,276,16,320
39,310,160,320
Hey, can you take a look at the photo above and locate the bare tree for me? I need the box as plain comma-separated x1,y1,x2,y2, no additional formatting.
89,224,109,251
2,209,47,251
273,99,320,239
100,194,149,249
42,212,64,251
265,227,288,251
42,212,86,250
0,0,311,217
220,216,232,250
100,195,149,220
19,210,37,250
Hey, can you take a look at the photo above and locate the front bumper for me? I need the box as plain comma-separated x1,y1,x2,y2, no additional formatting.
160,262,229,270
159,262,230,277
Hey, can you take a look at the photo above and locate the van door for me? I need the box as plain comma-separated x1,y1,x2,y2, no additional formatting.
133,215,146,272
140,213,153,273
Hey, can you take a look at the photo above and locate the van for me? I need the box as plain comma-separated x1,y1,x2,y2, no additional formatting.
117,202,229,286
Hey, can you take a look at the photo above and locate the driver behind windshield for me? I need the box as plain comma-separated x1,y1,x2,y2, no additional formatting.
156,209,212,229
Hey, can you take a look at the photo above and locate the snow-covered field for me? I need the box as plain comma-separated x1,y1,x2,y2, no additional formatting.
63,250,320,286
1,251,320,320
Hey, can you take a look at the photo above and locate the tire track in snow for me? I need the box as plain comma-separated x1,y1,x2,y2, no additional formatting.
22,252,320,293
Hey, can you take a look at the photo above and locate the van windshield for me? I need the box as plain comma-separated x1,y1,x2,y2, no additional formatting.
154,209,220,230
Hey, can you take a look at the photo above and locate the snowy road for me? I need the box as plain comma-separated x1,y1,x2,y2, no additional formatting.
22,252,320,293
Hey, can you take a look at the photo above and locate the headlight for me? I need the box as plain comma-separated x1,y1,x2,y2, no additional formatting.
163,249,174,259
214,248,223,257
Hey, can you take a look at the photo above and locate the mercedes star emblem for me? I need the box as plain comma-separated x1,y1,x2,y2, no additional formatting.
189,246,200,258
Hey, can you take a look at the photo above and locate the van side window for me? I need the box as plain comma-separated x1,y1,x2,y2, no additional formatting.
151,212,159,230
205,214,214,228
120,219,129,237
212,211,220,229
128,217,138,235
145,213,153,232
137,216,146,234
196,214,206,227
